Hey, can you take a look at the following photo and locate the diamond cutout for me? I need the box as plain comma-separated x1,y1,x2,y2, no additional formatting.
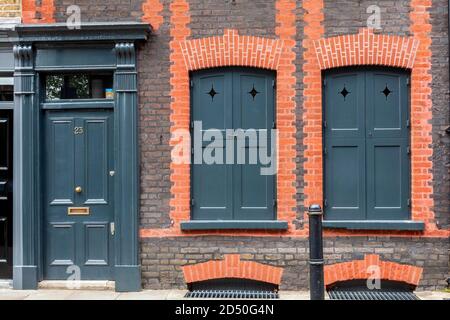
339,85,351,100
248,84,259,100
207,84,218,101
381,84,391,100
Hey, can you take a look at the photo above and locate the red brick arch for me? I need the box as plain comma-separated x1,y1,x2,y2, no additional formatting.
182,254,283,286
324,254,423,288
314,28,419,70
179,29,284,71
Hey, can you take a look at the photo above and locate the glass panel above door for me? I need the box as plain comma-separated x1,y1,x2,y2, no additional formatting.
44,73,114,100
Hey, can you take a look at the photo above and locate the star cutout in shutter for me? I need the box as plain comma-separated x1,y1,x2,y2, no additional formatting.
339,85,351,100
381,84,391,100
248,84,259,100
207,84,219,101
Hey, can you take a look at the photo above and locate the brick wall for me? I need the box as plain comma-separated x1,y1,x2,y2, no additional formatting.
0,0,21,19
430,0,450,230
141,236,449,290
19,0,450,290
324,0,411,37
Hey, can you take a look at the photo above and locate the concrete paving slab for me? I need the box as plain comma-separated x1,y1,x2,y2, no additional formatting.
0,289,32,300
116,290,172,300
279,291,310,300
415,291,450,300
67,290,120,300
24,290,75,300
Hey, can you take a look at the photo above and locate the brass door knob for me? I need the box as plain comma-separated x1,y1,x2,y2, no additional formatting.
75,186,82,193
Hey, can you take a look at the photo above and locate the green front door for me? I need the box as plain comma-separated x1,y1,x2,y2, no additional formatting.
44,110,114,280
324,69,410,220
191,68,275,221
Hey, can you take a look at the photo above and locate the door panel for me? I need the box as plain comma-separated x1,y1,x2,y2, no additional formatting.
325,140,366,220
0,110,12,279
48,223,76,266
84,119,109,204
324,72,365,139
366,138,410,220
44,110,114,280
49,119,75,205
324,69,410,221
83,223,109,265
191,68,275,221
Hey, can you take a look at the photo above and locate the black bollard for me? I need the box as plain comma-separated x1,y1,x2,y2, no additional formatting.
308,204,324,300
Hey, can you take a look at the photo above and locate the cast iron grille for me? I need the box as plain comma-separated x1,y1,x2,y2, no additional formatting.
185,290,279,299
185,278,279,299
328,290,418,300
327,280,418,300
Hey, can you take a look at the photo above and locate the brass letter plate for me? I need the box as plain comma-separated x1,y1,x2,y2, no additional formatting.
68,207,90,215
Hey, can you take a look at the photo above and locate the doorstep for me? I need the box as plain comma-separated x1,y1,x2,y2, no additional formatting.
0,280,12,289
38,280,115,291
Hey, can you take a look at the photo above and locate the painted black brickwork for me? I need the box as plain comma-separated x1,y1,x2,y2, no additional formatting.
188,0,276,39
323,0,411,37
430,0,450,229
141,236,449,290
53,0,145,23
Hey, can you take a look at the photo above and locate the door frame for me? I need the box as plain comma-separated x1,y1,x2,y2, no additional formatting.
322,67,412,222
10,23,150,291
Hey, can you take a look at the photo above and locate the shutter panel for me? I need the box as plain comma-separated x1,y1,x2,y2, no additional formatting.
232,70,275,220
365,71,410,220
191,71,233,220
324,71,366,220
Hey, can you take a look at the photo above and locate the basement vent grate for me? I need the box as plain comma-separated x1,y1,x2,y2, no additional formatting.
185,290,279,299
328,290,419,300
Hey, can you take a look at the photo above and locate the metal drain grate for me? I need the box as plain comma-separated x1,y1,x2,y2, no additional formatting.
185,290,279,299
328,290,419,300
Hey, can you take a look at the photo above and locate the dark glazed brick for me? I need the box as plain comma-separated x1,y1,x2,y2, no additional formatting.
137,0,172,228
53,0,146,23
140,237,449,290
430,0,450,229
324,0,411,37
188,0,276,39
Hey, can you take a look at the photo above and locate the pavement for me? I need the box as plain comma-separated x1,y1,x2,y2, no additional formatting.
0,288,448,300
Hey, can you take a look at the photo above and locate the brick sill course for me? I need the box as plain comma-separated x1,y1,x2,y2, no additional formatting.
323,220,425,231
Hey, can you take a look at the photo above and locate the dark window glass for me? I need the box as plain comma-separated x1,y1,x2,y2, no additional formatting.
45,73,113,100
0,78,13,102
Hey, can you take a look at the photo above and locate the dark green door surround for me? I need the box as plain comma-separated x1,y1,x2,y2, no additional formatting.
323,68,411,222
9,23,150,291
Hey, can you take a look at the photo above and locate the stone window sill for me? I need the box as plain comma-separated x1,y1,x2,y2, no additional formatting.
180,220,288,231
322,220,425,231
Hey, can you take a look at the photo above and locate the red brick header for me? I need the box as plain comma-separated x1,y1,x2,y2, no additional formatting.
314,28,419,70
142,0,164,31
182,254,283,286
22,0,55,23
179,29,284,71
324,254,423,287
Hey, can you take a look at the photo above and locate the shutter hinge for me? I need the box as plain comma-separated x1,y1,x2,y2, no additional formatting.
272,80,276,88
323,147,327,156
273,199,277,208
190,120,194,130
190,80,194,88
323,79,327,87
407,146,411,155
406,77,410,86
406,119,410,128
272,121,276,129
324,199,328,207
323,120,327,128
407,198,411,207
191,198,195,207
